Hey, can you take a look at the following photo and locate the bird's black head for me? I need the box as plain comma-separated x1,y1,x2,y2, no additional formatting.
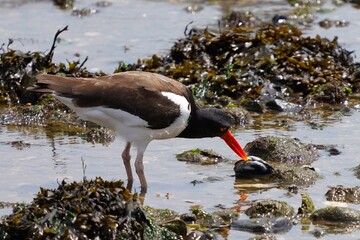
177,107,232,138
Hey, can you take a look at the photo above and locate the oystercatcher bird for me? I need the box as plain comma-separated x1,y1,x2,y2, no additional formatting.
32,71,249,192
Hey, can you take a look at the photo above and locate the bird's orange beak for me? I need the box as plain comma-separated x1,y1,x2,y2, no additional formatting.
221,130,249,161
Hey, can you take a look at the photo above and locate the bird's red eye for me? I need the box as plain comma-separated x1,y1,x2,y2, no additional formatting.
220,127,227,132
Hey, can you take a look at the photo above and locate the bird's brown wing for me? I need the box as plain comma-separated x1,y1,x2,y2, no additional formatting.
34,72,193,129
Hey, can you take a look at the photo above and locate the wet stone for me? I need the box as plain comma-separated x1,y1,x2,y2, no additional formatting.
248,235,277,240
176,149,228,165
310,206,360,225
160,219,187,238
353,164,360,180
190,206,234,231
270,165,319,188
315,144,342,156
225,105,251,127
240,99,264,113
53,0,75,9
10,140,30,150
245,200,295,218
325,186,360,204
265,99,302,113
232,217,292,234
244,136,319,165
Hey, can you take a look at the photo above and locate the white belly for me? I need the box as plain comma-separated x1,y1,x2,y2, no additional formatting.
55,92,190,143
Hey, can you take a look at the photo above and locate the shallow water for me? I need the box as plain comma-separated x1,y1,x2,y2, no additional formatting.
1,111,360,238
1,0,360,239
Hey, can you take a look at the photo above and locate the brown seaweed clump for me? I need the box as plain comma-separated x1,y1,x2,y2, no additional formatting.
0,178,150,239
118,23,360,108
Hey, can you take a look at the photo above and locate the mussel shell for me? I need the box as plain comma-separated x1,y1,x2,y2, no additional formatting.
234,156,274,178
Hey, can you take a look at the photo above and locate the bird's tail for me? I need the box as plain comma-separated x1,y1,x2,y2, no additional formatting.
27,74,79,94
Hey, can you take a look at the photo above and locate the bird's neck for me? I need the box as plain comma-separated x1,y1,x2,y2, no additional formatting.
176,106,210,139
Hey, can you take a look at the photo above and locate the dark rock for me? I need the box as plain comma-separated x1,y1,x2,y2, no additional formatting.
232,217,292,233
179,213,197,223
310,206,360,224
270,165,319,188
225,105,251,127
265,99,302,112
327,147,341,156
160,219,187,238
53,0,74,9
244,136,319,165
10,140,31,150
287,185,299,194
352,164,360,179
240,99,264,113
307,82,348,104
314,144,341,156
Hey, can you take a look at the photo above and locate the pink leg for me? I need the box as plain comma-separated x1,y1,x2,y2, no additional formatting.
135,146,148,193
122,142,133,187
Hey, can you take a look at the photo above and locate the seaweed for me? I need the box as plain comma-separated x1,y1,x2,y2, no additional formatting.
116,22,359,106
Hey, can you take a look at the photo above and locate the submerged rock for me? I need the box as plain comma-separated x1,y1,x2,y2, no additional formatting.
234,162,318,189
176,148,228,165
270,165,319,188
244,136,319,165
232,217,292,233
325,186,360,204
310,206,360,225
245,200,295,218
353,164,360,180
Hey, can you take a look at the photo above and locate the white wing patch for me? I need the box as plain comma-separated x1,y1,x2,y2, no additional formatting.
154,91,191,139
